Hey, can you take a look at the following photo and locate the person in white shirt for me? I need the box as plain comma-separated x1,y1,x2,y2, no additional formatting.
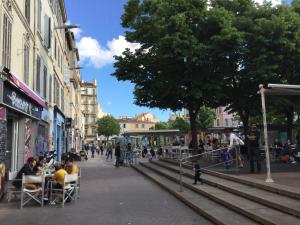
225,129,245,167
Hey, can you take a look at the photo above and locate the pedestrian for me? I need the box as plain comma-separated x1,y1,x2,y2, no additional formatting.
91,143,95,158
100,145,104,156
115,142,121,167
247,124,261,173
96,145,100,155
106,144,113,160
192,160,203,185
225,129,245,168
150,148,155,159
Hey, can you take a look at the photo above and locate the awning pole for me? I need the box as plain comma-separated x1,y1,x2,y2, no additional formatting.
260,89,274,183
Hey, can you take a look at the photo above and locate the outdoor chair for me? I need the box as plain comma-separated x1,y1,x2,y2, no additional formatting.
20,174,44,209
72,168,81,199
50,174,78,207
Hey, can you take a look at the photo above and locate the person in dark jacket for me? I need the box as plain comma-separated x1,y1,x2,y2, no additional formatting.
115,142,121,167
192,160,203,185
13,157,37,189
247,124,261,173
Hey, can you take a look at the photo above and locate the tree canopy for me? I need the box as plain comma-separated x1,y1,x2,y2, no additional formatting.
97,115,120,139
113,0,300,147
170,117,190,133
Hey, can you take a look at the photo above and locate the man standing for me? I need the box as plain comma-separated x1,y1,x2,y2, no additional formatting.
115,142,121,167
247,124,261,173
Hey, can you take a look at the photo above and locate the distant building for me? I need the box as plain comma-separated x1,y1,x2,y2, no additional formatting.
81,80,99,142
213,107,239,127
169,109,190,122
118,113,157,134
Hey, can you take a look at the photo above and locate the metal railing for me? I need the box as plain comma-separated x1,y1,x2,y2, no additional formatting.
178,147,240,192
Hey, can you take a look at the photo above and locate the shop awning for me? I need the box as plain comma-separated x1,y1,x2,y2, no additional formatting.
9,73,47,109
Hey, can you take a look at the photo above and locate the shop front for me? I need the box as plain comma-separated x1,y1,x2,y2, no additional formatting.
0,71,46,192
53,106,65,161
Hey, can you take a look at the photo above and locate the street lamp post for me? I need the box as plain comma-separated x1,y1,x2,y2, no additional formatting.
260,88,274,183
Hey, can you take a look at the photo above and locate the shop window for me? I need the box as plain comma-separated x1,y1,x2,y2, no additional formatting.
25,0,30,24
23,44,30,85
2,14,12,69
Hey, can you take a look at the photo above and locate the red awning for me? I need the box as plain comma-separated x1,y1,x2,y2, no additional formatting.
9,73,47,108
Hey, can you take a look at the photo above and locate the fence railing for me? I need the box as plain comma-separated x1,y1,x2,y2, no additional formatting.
178,147,240,192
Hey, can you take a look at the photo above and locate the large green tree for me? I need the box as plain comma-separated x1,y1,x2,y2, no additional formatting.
113,0,236,151
170,117,190,133
97,115,120,140
153,122,170,130
196,106,216,130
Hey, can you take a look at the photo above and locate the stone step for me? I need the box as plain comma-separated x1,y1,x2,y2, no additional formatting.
152,160,300,218
132,164,259,225
141,162,300,225
160,158,300,200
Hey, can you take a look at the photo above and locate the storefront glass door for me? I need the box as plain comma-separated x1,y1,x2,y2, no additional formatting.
6,118,18,172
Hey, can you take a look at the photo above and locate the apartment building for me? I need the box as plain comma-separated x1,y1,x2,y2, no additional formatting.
0,0,84,187
118,113,157,134
81,80,99,142
213,107,239,127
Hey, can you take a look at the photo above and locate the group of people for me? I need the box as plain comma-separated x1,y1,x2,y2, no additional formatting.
274,138,298,164
13,153,79,203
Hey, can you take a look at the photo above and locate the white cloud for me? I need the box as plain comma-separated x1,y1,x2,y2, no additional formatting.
253,0,281,5
73,28,83,39
77,35,140,68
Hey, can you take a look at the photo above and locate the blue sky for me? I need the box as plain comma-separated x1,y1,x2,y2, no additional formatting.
65,0,291,122
65,0,172,121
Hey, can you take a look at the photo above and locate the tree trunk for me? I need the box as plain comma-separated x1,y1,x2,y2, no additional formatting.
188,107,199,154
286,106,294,141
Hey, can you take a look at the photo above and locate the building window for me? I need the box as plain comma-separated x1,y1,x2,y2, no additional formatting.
49,75,52,103
216,119,220,127
135,124,139,128
36,56,41,93
23,44,30,85
37,0,42,33
44,16,51,49
123,124,126,128
61,87,64,111
43,66,47,99
54,37,57,59
25,0,30,24
2,14,12,69
55,77,59,106
225,118,229,127
142,124,145,128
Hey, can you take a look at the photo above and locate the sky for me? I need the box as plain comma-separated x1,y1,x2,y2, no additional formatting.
65,0,291,122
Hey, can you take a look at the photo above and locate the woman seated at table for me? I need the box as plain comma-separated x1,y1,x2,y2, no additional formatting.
65,158,78,175
13,157,37,189
52,164,68,188
34,156,47,172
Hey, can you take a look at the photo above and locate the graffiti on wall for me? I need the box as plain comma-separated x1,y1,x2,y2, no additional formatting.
35,125,49,156
24,118,32,161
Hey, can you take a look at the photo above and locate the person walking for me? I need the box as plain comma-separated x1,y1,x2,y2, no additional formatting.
225,129,245,168
106,144,113,160
192,160,203,185
247,124,261,173
100,145,104,156
91,142,95,158
115,142,121,167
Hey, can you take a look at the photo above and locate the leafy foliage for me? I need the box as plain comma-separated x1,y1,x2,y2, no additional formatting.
170,117,190,133
153,122,170,130
97,115,120,138
196,106,216,130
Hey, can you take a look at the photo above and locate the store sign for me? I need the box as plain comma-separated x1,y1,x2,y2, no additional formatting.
3,83,42,119
4,88,30,114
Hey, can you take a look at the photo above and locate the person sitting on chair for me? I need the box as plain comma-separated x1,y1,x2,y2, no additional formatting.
52,164,68,188
65,158,79,174
13,157,37,189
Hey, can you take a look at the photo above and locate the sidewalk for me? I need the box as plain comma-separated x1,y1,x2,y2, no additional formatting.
0,154,211,225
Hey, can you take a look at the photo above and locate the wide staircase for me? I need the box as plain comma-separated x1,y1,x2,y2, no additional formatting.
132,159,300,225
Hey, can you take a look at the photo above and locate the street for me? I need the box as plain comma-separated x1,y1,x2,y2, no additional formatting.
0,155,211,225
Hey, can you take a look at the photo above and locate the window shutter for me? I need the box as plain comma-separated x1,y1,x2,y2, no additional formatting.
36,56,41,93
49,75,52,103
43,66,47,99
48,17,51,49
